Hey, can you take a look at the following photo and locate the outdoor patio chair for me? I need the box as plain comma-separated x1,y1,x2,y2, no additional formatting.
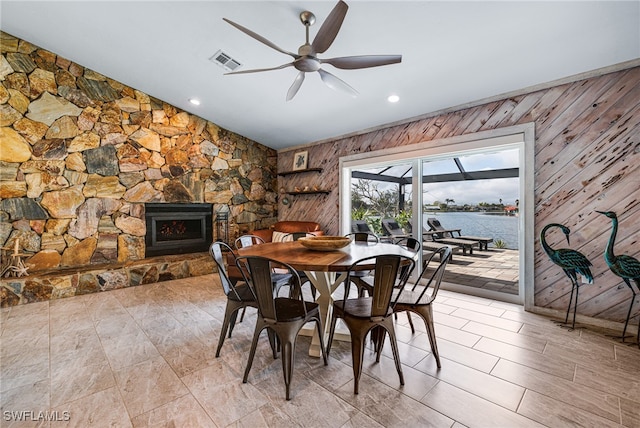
427,217,493,250
327,254,415,394
392,246,452,368
236,255,327,400
381,219,409,239
423,220,480,255
351,220,375,234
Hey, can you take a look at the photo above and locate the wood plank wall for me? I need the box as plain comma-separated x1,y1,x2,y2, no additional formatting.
277,66,640,323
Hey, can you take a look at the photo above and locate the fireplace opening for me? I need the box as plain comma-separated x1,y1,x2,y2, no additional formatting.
145,203,213,257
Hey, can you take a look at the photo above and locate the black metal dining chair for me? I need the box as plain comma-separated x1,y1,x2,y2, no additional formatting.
391,236,422,332
345,232,380,243
236,255,327,400
343,232,379,297
282,232,318,300
326,254,415,394
210,242,258,357
392,246,452,368
234,234,265,250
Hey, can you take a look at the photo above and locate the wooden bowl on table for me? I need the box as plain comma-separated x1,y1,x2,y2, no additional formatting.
298,236,351,251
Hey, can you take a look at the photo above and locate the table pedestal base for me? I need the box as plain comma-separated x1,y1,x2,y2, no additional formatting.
300,270,351,357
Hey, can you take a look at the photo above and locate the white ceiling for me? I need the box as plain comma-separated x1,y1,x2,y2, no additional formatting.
2,1,639,150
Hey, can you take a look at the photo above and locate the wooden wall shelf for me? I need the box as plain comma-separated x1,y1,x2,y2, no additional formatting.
287,190,330,195
278,168,323,176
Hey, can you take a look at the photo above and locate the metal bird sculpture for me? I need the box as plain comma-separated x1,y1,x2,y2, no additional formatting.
540,223,593,329
596,211,640,346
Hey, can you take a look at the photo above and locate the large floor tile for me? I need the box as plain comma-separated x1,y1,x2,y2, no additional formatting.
2,274,639,427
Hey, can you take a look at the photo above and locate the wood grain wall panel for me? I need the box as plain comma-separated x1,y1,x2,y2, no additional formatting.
534,71,640,186
497,93,545,126
478,97,521,132
534,75,622,152
277,66,639,324
535,89,640,206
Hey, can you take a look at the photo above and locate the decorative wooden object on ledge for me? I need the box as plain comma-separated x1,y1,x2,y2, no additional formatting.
277,168,323,176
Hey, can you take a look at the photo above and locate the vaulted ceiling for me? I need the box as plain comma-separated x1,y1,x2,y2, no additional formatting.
2,1,639,150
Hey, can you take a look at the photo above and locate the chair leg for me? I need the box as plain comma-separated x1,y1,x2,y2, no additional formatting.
373,327,386,363
267,329,279,359
277,329,298,400
238,306,247,323
326,309,339,359
228,310,238,338
216,301,242,357
309,282,317,300
215,315,230,357
348,328,366,394
314,317,328,366
382,320,404,386
415,305,441,368
406,311,415,333
243,322,265,383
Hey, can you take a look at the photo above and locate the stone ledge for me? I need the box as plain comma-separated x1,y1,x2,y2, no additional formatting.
0,252,216,307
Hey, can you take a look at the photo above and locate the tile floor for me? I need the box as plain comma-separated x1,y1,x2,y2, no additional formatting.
1,274,639,427
442,248,519,295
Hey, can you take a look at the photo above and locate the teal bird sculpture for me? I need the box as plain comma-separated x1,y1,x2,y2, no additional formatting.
541,223,593,329
596,211,640,345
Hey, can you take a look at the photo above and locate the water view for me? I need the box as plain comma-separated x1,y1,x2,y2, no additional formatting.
423,211,519,249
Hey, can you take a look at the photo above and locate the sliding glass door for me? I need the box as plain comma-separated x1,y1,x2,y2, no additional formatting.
340,126,534,305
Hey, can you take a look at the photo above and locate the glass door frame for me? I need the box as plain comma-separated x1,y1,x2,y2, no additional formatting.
339,123,535,307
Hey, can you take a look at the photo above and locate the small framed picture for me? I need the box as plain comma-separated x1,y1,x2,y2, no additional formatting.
292,151,308,171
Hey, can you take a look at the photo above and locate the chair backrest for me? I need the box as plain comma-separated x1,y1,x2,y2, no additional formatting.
345,232,379,243
381,219,406,236
344,254,414,318
209,241,239,298
394,236,420,251
235,234,265,249
410,246,452,304
236,256,303,321
394,237,421,283
427,218,451,238
351,220,374,234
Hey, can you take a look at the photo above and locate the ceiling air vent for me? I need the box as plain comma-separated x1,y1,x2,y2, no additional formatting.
210,50,242,72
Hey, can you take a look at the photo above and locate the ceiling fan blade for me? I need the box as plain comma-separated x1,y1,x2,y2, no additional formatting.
321,55,402,70
225,62,294,75
286,72,306,101
317,69,358,97
311,0,348,54
223,18,298,58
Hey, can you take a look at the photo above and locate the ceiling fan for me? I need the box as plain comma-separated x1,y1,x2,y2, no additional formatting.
223,0,402,101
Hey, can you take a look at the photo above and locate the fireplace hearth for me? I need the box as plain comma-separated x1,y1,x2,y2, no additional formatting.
145,203,213,257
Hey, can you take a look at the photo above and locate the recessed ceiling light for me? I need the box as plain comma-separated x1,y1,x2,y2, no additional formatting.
188,98,201,106
387,95,400,103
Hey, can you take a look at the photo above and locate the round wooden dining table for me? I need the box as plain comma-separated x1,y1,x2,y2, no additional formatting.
237,240,416,357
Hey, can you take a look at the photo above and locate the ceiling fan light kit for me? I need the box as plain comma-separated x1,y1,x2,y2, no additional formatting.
223,0,402,101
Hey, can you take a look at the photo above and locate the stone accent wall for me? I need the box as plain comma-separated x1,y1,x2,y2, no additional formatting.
0,32,278,305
